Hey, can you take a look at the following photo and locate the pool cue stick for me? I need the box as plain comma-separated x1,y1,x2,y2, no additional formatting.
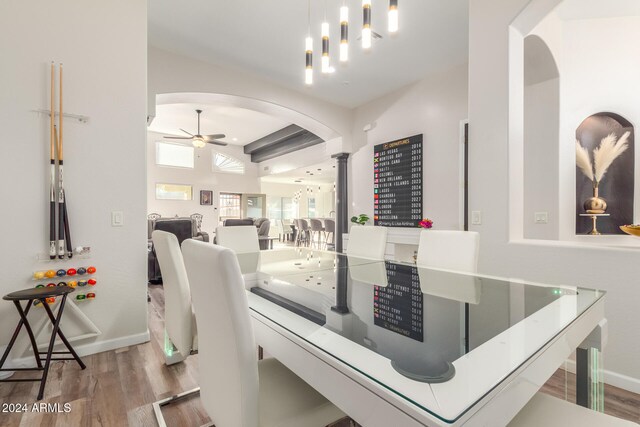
57,63,66,259
49,62,57,259
60,63,72,259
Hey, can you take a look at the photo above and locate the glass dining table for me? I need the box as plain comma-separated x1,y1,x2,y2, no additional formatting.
236,248,606,426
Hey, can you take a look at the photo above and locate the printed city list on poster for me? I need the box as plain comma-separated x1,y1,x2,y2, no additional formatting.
374,134,423,227
373,262,424,342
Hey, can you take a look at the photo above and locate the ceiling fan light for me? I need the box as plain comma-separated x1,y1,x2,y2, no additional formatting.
388,0,398,33
192,137,206,148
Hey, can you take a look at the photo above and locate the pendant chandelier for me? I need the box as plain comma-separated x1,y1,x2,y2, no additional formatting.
304,0,400,85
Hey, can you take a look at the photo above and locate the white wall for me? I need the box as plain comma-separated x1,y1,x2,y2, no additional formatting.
147,132,260,234
350,64,469,230
0,0,148,358
524,77,560,239
470,0,640,390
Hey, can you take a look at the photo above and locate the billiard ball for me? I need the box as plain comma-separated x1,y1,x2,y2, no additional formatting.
33,271,45,280
67,268,77,276
87,266,96,274
88,279,97,286
77,267,87,275
56,269,66,277
45,270,56,278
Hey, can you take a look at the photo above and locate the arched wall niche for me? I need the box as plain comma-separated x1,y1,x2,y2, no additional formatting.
575,113,634,234
509,0,640,245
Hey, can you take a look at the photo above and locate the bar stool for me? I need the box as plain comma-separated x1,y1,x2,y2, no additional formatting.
0,286,86,400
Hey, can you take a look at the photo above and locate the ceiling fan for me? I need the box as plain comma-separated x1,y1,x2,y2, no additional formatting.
163,109,227,148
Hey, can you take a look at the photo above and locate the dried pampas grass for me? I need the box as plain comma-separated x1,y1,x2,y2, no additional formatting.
575,140,593,181
593,131,630,182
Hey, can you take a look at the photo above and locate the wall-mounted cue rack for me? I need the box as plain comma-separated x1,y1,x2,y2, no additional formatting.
374,134,423,227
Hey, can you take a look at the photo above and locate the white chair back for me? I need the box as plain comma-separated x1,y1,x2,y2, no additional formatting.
347,225,388,259
216,225,260,254
151,230,195,360
182,239,260,427
416,230,479,273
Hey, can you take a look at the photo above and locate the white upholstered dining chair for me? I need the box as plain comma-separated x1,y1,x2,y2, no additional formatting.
182,239,346,427
346,225,388,259
509,392,636,426
416,230,479,272
216,225,260,254
150,230,200,427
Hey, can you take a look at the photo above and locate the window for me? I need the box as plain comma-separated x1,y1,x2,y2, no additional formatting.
212,152,245,174
156,142,194,168
267,197,295,222
308,198,316,218
219,193,242,222
155,183,193,201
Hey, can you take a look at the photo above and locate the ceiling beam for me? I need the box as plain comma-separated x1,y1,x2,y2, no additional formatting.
244,124,307,154
245,125,324,163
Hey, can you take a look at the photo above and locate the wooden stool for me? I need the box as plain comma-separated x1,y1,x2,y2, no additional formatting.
0,286,86,400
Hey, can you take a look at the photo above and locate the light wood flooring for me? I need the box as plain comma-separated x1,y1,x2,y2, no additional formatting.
0,285,638,426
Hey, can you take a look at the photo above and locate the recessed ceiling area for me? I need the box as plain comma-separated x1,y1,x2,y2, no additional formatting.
148,0,469,108
261,160,336,185
148,103,291,146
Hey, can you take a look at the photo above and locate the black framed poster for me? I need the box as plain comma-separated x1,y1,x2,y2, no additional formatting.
374,134,423,227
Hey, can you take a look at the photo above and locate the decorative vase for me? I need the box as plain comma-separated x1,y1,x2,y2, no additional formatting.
583,182,607,214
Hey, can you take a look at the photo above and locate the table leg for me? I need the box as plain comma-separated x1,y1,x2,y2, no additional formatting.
576,320,606,411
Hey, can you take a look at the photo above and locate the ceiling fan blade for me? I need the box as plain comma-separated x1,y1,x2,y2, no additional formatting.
204,134,225,139
206,140,228,146
179,128,194,136
164,136,194,140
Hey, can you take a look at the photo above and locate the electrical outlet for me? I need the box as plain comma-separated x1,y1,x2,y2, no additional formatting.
471,211,482,225
111,211,124,227
534,212,548,224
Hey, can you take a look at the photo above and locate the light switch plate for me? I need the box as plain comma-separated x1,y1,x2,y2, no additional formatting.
111,211,124,227
534,212,548,224
471,211,482,225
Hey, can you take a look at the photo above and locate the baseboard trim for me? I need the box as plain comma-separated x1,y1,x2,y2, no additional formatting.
562,360,640,394
3,330,150,374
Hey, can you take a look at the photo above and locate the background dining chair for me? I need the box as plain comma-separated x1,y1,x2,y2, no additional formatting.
323,218,335,247
416,230,479,273
297,219,311,247
346,225,388,259
150,230,200,426
182,239,346,427
309,218,325,246
216,225,260,254
508,390,636,426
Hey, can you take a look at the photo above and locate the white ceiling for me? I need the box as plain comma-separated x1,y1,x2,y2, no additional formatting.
261,160,337,185
556,0,640,21
148,103,290,146
148,0,469,108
